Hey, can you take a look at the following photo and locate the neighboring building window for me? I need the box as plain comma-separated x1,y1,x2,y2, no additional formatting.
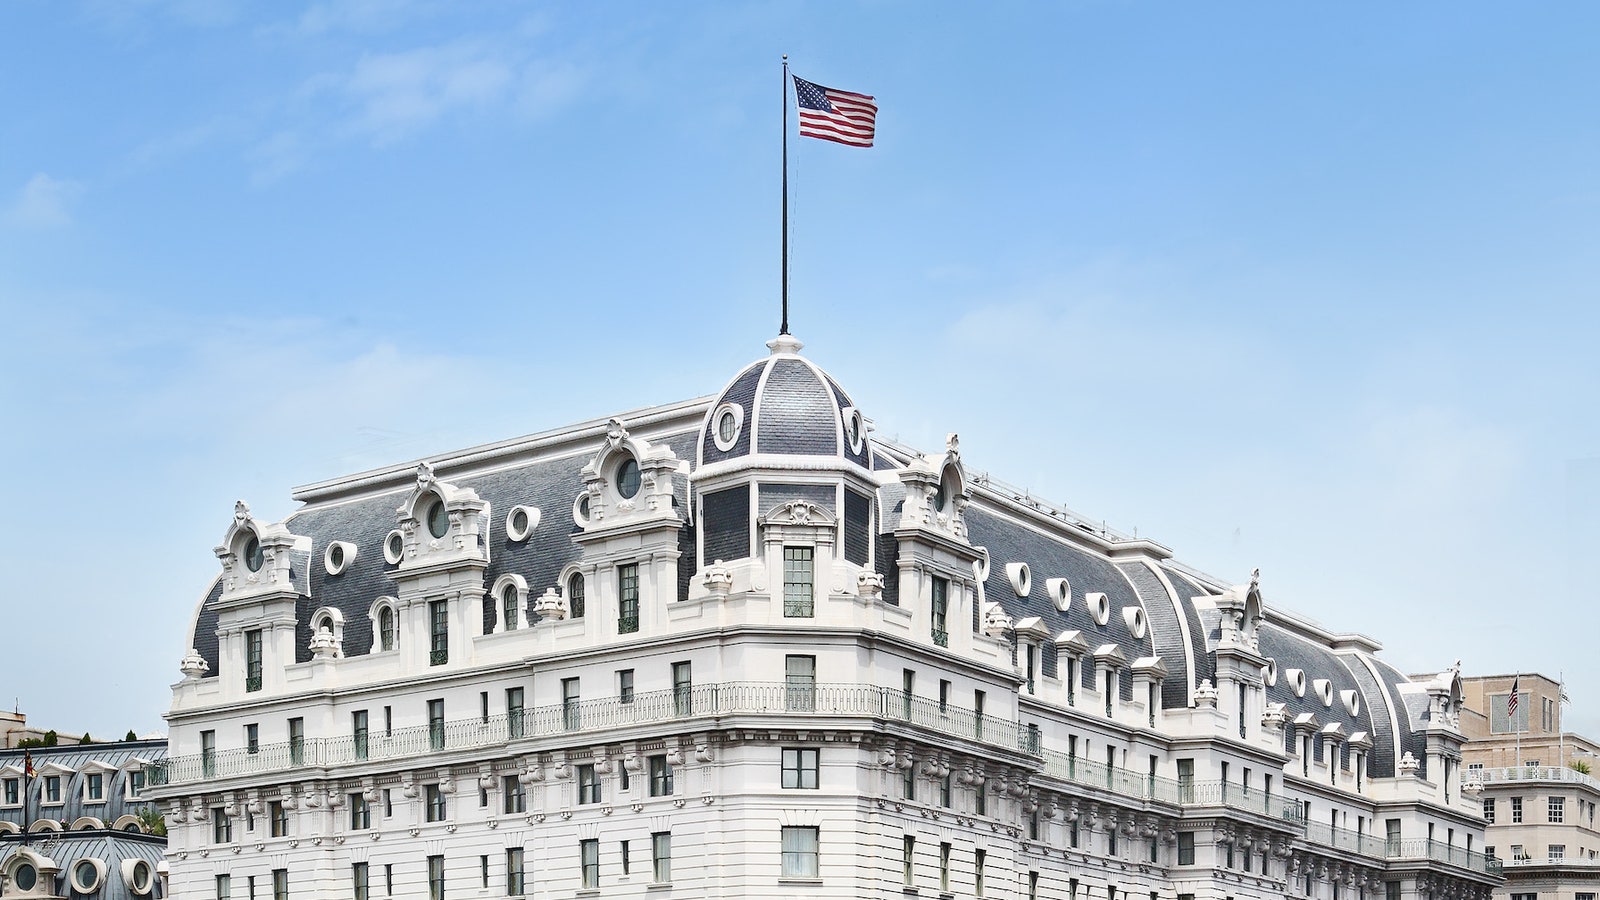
784,547,815,617
649,755,674,797
782,826,820,878
426,784,447,822
618,563,640,634
673,661,694,716
578,764,602,804
269,800,287,836
272,869,288,900
245,629,263,692
212,807,232,843
1178,832,1195,865
352,863,368,900
580,839,600,889
562,678,581,731
507,687,524,739
785,654,816,710
782,748,820,789
1512,796,1524,823
652,831,672,883
288,717,305,766
568,573,586,619
618,669,635,704
931,577,949,647
1551,796,1565,823
379,606,396,651
1550,845,1566,860
352,710,368,760
350,792,370,829
429,599,449,665
501,584,520,631
507,847,525,896
1483,798,1495,823
427,855,445,900
127,768,145,799
503,775,525,813
429,698,446,751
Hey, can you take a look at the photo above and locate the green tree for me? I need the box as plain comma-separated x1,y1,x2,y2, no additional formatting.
79,733,92,744
124,730,137,742
42,730,57,746
135,807,166,837
1571,759,1592,775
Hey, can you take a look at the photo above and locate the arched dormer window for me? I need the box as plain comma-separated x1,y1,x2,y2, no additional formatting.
566,571,586,619
369,598,398,653
491,574,529,634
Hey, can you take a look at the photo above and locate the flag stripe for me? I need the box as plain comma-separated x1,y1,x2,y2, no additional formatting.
793,74,876,148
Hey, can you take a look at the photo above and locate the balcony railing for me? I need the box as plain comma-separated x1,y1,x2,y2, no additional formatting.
1183,781,1307,822
783,599,814,618
932,629,949,648
146,681,1042,788
1386,840,1501,876
617,615,639,634
1470,765,1600,790
245,676,262,693
429,648,448,666
1303,821,1388,859
1501,855,1600,868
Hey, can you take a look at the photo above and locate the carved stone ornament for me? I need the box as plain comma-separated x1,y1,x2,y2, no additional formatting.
533,588,568,621
309,630,339,660
1261,703,1289,732
703,561,733,600
981,602,1014,638
180,649,210,681
1194,679,1219,708
767,499,826,527
857,571,884,602
1398,751,1420,776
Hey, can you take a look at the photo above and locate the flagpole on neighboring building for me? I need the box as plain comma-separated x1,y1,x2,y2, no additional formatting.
781,54,791,336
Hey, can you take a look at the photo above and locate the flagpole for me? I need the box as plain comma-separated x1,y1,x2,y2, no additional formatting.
781,54,790,336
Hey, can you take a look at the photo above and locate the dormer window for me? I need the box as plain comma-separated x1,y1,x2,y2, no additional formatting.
501,584,520,631
425,497,449,539
934,477,949,513
243,536,264,572
616,457,641,499
378,607,396,651
85,772,103,802
245,629,263,692
44,775,61,804
429,600,449,665
931,577,950,647
568,573,586,619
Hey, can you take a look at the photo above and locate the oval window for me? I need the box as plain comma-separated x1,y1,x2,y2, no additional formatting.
845,414,859,450
385,531,404,563
616,458,641,499
74,860,97,890
132,860,151,892
718,410,738,443
243,536,264,572
329,544,344,568
426,498,449,538
934,478,949,513
509,507,528,535
15,863,37,890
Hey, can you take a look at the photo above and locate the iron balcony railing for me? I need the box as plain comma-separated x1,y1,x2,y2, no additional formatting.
146,681,1042,788
617,615,639,634
1385,840,1502,876
1303,821,1388,859
429,649,448,666
782,599,814,618
932,629,949,648
1041,751,1186,805
1182,780,1307,822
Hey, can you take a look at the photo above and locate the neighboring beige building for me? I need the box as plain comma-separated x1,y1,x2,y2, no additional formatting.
1461,673,1600,900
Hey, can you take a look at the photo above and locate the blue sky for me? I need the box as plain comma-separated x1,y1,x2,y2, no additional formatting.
2,1,1597,739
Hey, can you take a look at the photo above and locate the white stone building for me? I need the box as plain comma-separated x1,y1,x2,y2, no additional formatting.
151,335,1501,900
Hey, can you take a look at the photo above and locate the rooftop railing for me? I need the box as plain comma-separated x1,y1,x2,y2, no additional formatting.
1470,766,1600,791
1501,855,1600,867
147,681,1040,788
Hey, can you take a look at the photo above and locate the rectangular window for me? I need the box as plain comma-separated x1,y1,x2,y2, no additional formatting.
938,842,951,891
352,863,368,900
782,826,820,878
245,629,263,692
1028,871,1039,900
288,717,304,766
349,792,370,829
506,687,524,739
785,654,817,710
1550,845,1566,860
85,772,103,801
272,869,288,900
1386,884,1402,900
562,678,581,730
1025,643,1038,695
480,691,490,725
1178,832,1195,865
940,771,952,808
1483,798,1495,823
480,856,489,889
352,710,368,760
931,577,949,647
578,764,602,804
212,807,232,843
975,777,987,815
1551,796,1565,823
784,546,815,617
621,840,631,875
652,831,672,883
216,874,232,900
1177,758,1194,803
506,848,525,896
502,775,525,813
382,788,392,818
427,855,445,900
1066,657,1078,705
201,730,217,778
1386,819,1401,854
580,839,599,889
974,848,985,897
618,563,640,633
1,780,15,805
974,689,985,739
269,800,287,837
902,834,916,885
429,599,449,665
672,661,693,716
426,784,447,822
938,679,950,714
902,669,915,719
1512,796,1524,823
618,669,635,704
428,699,445,751
782,748,819,789
649,754,674,797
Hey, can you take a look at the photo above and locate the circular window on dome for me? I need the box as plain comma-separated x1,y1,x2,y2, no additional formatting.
130,859,153,894
711,403,745,452
15,862,38,891
425,497,449,538
843,407,866,455
934,478,949,513
72,858,104,893
243,536,264,572
383,530,405,565
615,457,641,499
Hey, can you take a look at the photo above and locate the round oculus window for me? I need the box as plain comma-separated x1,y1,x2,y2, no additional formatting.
933,479,949,513
74,860,98,890
329,544,344,568
717,410,738,443
384,531,404,563
243,536,265,572
509,507,528,534
426,498,449,538
15,863,37,890
615,458,641,499
131,860,152,892
577,495,590,519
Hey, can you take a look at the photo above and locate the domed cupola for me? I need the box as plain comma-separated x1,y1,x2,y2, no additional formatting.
698,334,871,471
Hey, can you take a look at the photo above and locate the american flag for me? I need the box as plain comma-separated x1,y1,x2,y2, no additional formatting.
793,75,877,147
1508,675,1520,718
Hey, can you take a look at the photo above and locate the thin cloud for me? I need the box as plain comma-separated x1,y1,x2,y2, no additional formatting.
7,174,85,229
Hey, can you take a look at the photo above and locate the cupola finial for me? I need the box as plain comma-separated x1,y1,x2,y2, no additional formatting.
766,333,804,355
